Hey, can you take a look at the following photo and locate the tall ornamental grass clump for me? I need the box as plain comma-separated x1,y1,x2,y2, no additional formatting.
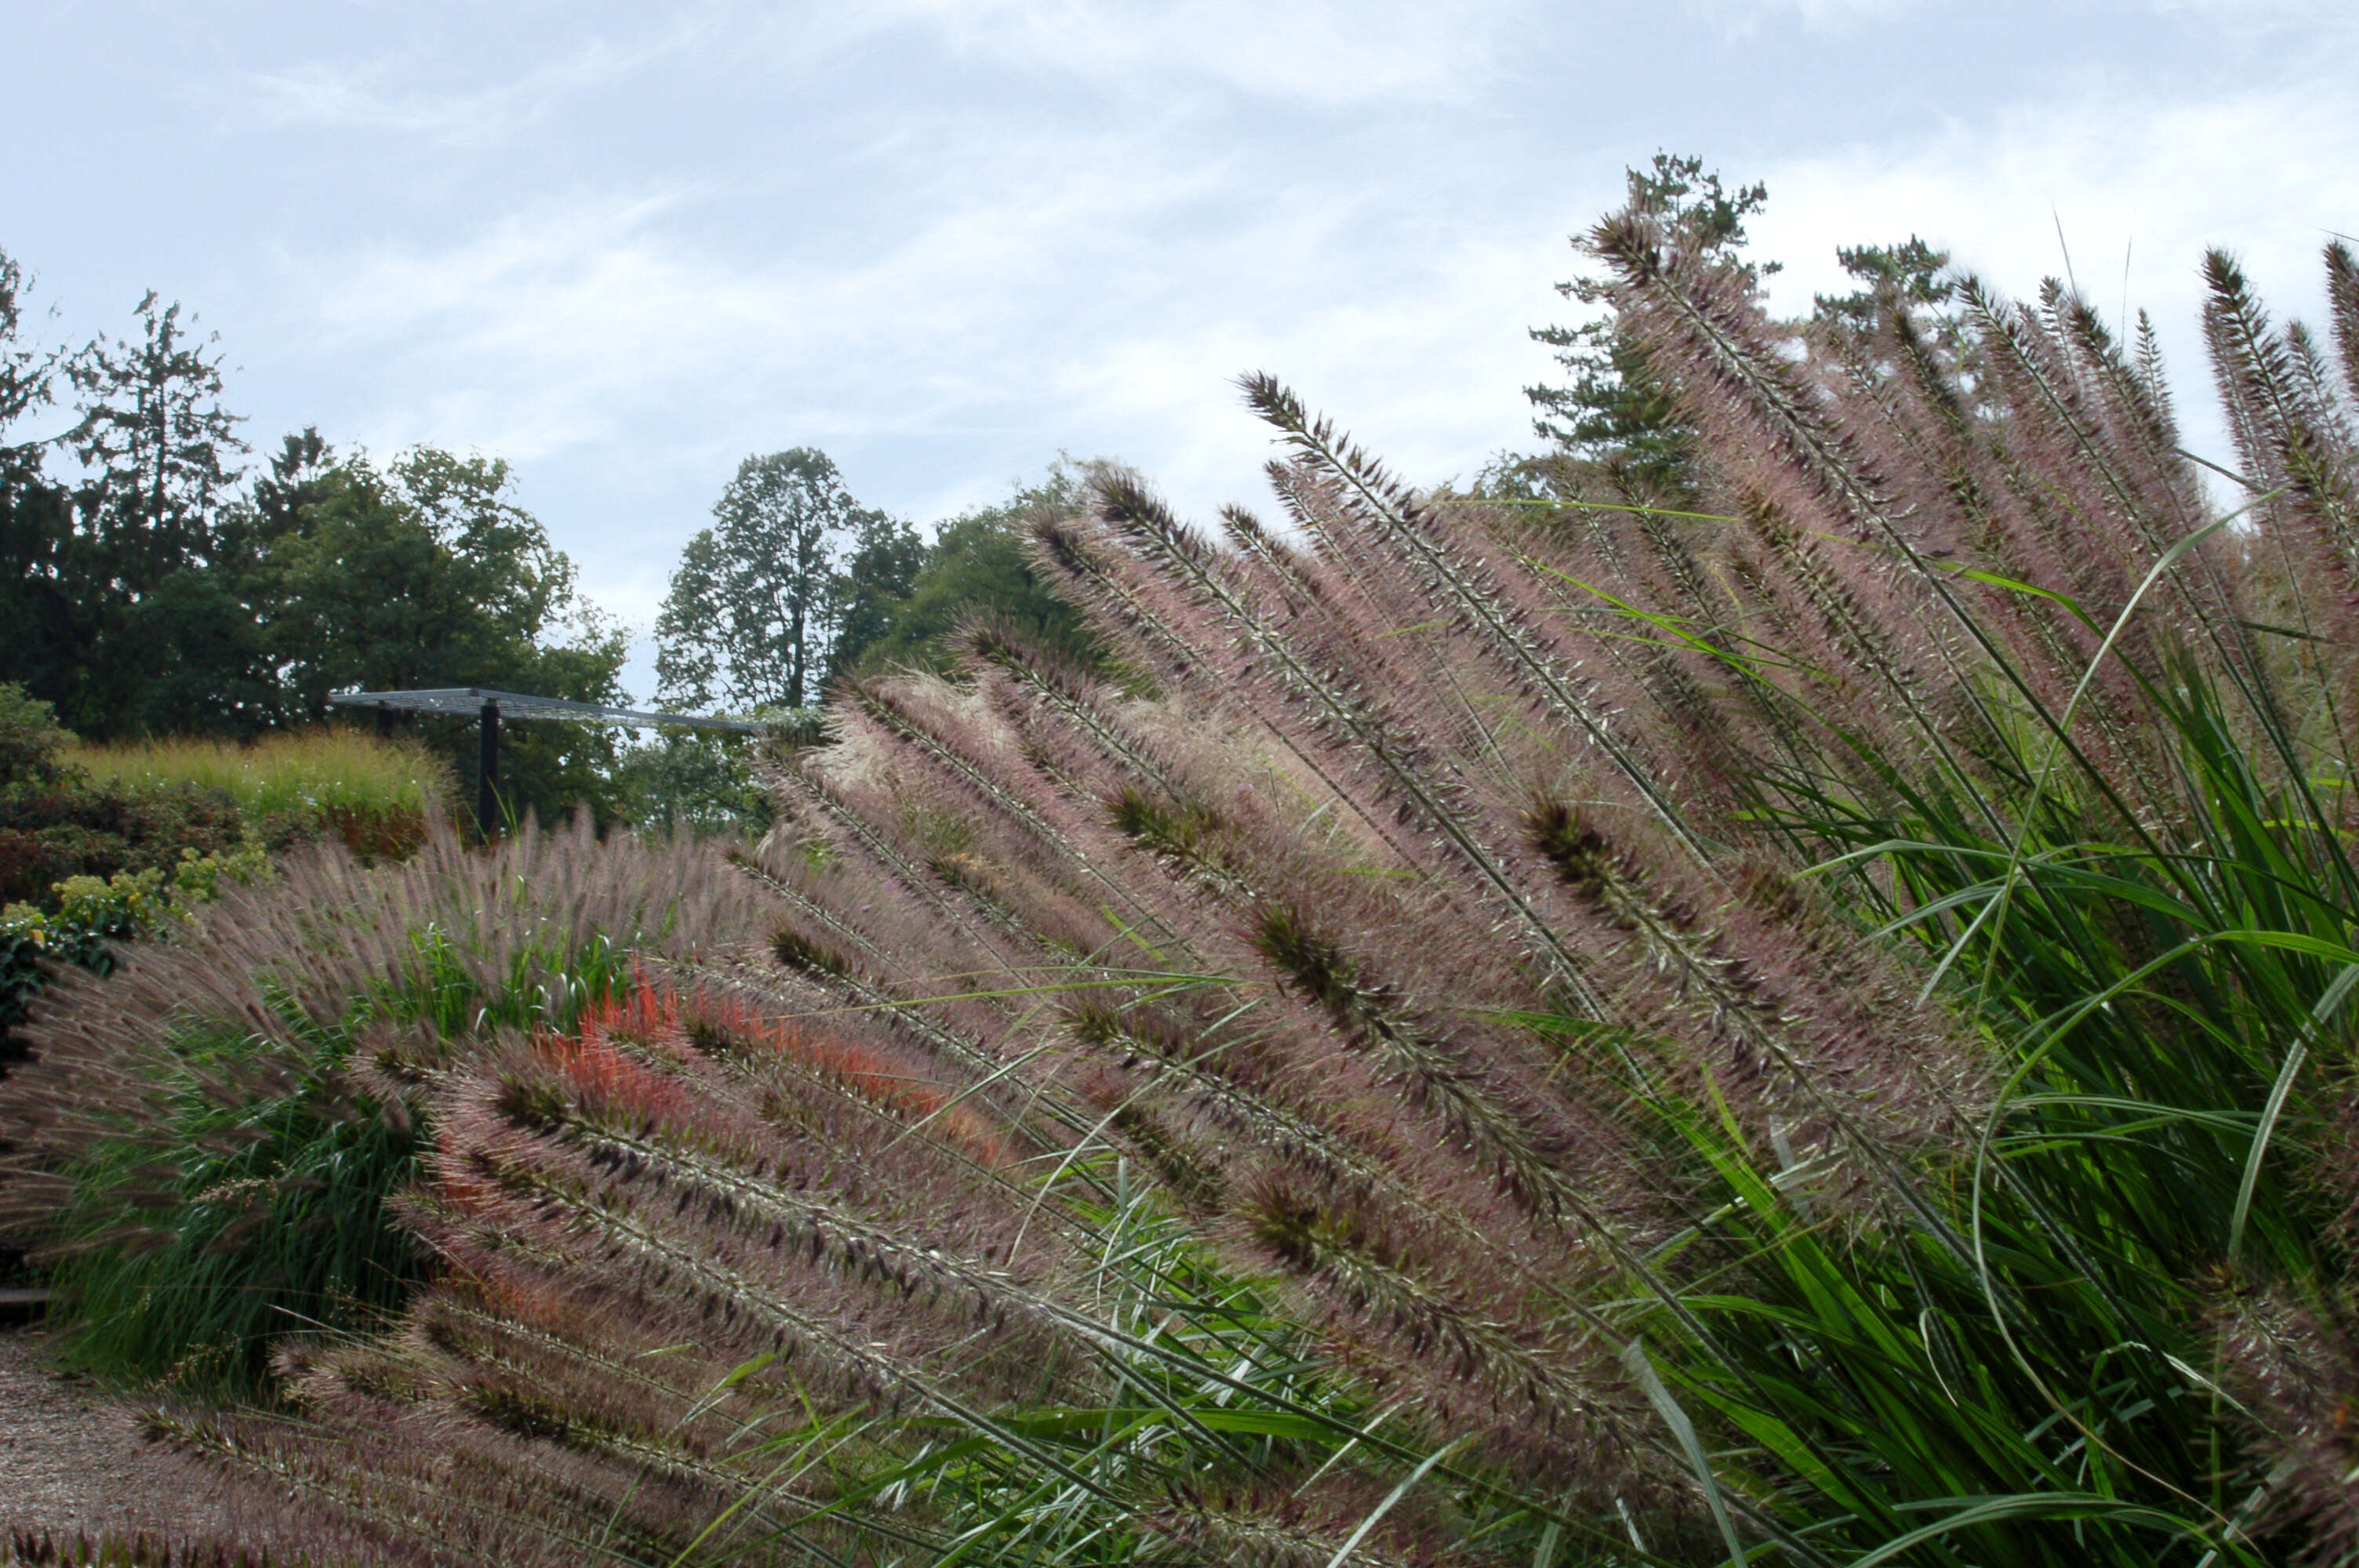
0,815,772,1392
11,214,2359,1566
66,729,454,859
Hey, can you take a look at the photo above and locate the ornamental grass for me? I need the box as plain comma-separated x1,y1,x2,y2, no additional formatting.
7,208,2359,1566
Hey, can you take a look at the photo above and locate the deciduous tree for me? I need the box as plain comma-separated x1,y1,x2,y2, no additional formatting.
656,448,894,713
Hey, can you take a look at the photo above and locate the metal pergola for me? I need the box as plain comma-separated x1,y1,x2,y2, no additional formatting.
329,688,769,836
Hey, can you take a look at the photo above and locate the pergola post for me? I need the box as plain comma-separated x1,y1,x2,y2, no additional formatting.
325,688,762,840
477,699,501,837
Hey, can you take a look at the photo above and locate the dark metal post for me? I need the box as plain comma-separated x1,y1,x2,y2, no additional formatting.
375,702,394,739
477,700,501,838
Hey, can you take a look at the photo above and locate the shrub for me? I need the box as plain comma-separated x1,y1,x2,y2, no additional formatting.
2,847,271,1040
0,684,71,789
0,775,248,911
0,715,448,1048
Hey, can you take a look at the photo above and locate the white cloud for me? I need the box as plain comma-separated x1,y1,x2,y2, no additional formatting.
1677,0,1917,39
236,15,718,147
1749,78,2359,466
819,0,1531,107
180,0,2359,709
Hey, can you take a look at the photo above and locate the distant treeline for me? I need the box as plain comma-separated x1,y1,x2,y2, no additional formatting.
0,247,1101,829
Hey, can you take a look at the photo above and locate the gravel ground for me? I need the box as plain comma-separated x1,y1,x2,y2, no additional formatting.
0,1323,242,1544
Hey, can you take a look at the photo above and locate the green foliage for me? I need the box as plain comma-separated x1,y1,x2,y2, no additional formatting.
609,728,775,840
255,445,630,825
45,1010,427,1394
827,508,928,683
0,252,105,735
1813,235,1956,331
43,290,256,739
0,681,70,788
657,448,900,714
1,847,268,1035
45,924,636,1395
0,685,249,909
264,448,601,708
65,291,245,601
843,462,1111,678
65,730,453,855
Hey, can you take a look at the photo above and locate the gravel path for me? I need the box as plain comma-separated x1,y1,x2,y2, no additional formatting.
0,1324,241,1544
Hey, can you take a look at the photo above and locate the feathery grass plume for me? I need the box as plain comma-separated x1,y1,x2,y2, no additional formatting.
1143,1473,1463,1568
2329,241,2359,408
1060,987,1638,1369
1524,791,1983,1176
839,575,1675,1512
2199,250,2359,777
2205,249,2359,592
1050,478,1459,886
1587,210,1899,551
164,978,1398,1563
413,1011,1086,1410
1826,291,2168,808
1091,775,1671,1269
2056,290,2216,547
145,1399,704,1567
3,1531,329,1567
1088,470,1615,1020
1026,509,1213,691
1242,374,1707,858
2210,1283,2359,1563
961,614,1184,799
1577,477,1826,804
1234,1171,1651,1499
1728,484,1952,763
1060,994,1393,1200
1464,492,1768,826
754,745,1121,1106
1986,278,2217,596
844,674,1177,953
1910,292,2199,818
1069,687,1659,1218
1591,210,2045,797
1247,897,1610,1223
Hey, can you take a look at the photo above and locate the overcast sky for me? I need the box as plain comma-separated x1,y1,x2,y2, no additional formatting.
9,1,2356,697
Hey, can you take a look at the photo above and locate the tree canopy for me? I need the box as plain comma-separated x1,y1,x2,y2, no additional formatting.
1520,153,1775,501
838,462,1107,681
656,448,911,714
0,251,629,822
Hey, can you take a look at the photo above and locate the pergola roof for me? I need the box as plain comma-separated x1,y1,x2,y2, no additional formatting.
328,688,768,734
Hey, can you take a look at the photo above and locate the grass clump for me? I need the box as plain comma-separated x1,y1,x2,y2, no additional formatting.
44,1008,430,1392
66,728,453,859
0,815,770,1396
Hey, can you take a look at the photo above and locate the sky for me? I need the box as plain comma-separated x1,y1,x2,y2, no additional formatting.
9,1,2357,699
